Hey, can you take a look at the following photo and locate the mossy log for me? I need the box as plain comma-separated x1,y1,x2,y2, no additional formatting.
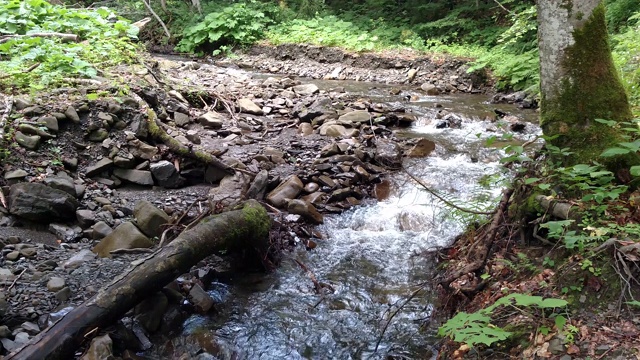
6,200,271,360
535,195,579,221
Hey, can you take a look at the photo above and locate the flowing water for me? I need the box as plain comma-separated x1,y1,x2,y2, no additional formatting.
154,79,540,360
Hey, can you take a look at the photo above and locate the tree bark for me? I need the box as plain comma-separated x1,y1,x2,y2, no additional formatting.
5,200,271,360
538,0,633,167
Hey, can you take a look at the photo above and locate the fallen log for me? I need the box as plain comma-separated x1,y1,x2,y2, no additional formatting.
6,200,271,360
535,195,579,220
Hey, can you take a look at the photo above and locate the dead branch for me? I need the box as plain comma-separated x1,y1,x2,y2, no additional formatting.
535,195,579,220
140,0,171,39
0,33,78,44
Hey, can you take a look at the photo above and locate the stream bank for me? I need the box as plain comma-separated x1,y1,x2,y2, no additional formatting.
0,46,536,358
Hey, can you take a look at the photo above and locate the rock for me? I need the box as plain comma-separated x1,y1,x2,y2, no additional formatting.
318,175,336,188
185,130,201,144
198,112,224,129
320,124,349,138
113,154,136,168
14,97,31,110
188,284,214,313
407,138,436,157
38,116,59,133
49,223,80,242
292,83,319,96
63,249,97,269
76,209,96,228
80,334,113,360
237,98,263,115
173,112,191,127
15,131,41,150
0,268,15,281
47,277,66,292
134,200,170,239
85,158,114,177
130,114,148,138
129,139,158,160
420,83,439,95
299,123,313,136
266,175,303,208
295,98,333,121
113,168,154,186
288,199,324,224
338,110,371,123
19,247,37,257
20,321,40,335
88,129,109,142
5,251,19,261
407,68,418,82
64,106,80,123
374,180,392,201
9,182,79,221
23,105,44,116
5,169,28,180
304,182,319,193
1,338,18,352
63,157,78,170
92,221,153,257
246,170,269,200
0,324,10,337
150,161,182,188
55,287,72,302
135,292,168,333
92,221,113,239
18,123,55,139
44,172,76,197
374,138,403,168
208,173,249,209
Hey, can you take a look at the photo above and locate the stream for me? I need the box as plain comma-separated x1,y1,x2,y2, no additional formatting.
152,77,540,360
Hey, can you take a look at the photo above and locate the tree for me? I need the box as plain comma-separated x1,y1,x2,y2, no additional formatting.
538,0,634,168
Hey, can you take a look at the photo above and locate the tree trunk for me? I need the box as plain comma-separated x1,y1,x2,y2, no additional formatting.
538,0,633,167
5,200,271,360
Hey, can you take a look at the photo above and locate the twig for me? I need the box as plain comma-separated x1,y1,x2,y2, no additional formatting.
8,268,27,291
404,167,493,215
293,259,334,294
492,0,515,15
140,0,171,39
374,283,427,352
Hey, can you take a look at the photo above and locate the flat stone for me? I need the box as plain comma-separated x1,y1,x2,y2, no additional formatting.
1,338,18,352
15,131,41,150
198,112,224,129
85,158,114,177
63,249,97,269
237,98,263,115
113,169,154,186
20,247,37,257
44,172,76,197
92,221,152,257
21,321,40,335
55,287,72,302
266,175,303,208
9,182,79,221
14,97,31,110
47,277,66,292
338,110,371,123
174,112,190,127
5,169,28,180
420,83,439,95
134,200,170,239
292,84,319,96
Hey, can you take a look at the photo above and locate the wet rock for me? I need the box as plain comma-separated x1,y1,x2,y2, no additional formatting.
47,276,66,292
304,182,319,193
318,175,336,188
80,334,113,360
5,169,28,181
208,173,249,209
292,83,319,96
49,223,80,242
63,249,97,269
64,106,80,123
246,170,269,200
150,160,182,188
174,111,191,127
44,171,77,197
93,221,153,257
374,180,392,200
237,98,263,115
266,175,303,208
9,182,79,221
113,168,154,186
135,292,169,333
189,284,214,313
92,221,113,239
328,188,355,202
407,138,436,157
288,199,324,224
134,200,170,239
56,287,72,302
374,138,403,168
198,112,224,129
85,158,114,177
15,131,41,150
338,110,371,123
420,83,439,95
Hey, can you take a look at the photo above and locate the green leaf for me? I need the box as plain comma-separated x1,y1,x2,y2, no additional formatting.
537,184,551,190
524,177,540,184
630,166,640,177
538,298,568,308
595,118,616,126
601,147,631,157
555,315,567,330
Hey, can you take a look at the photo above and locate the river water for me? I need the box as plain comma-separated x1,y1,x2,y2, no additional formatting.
154,79,540,360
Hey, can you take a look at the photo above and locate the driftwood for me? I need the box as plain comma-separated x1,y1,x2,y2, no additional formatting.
0,33,78,44
535,195,578,220
6,200,271,360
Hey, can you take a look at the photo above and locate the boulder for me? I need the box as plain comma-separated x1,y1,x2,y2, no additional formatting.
237,98,263,115
92,222,153,257
266,175,303,208
173,112,191,127
134,200,170,239
85,158,114,177
113,169,154,186
15,131,40,150
420,83,439,95
292,84,319,96
208,173,249,209
407,138,436,157
287,199,324,224
198,112,224,129
44,172,77,197
9,183,79,221
150,161,182,188
338,110,371,124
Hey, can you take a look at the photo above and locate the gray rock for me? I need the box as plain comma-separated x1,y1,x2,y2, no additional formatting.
22,105,44,116
44,172,76,197
420,83,439,95
338,110,371,123
113,154,136,168
14,97,31,110
55,287,72,302
4,250,18,261
204,165,227,184
92,221,113,239
292,84,319,96
5,169,28,180
0,268,15,281
88,129,109,142
76,209,96,228
64,106,80,123
246,170,269,200
48,223,80,242
63,249,97,269
374,138,403,168
208,174,249,209
92,221,152,257
15,131,41,150
134,200,170,239
37,116,59,133
237,98,263,115
266,175,303,208
19,247,37,257
198,112,224,129
407,138,436,157
47,277,66,292
188,284,214,313
129,139,158,160
21,321,40,335
299,123,313,136
135,292,168,333
80,334,113,360
113,169,154,186
174,112,190,127
9,182,79,221
13,332,29,345
63,157,78,170
1,338,18,352
150,161,182,188
288,199,324,224
85,158,114,177
185,130,201,144
18,123,55,140
320,124,349,138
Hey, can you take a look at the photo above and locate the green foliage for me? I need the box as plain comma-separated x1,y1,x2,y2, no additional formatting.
606,0,640,31
0,0,139,91
176,1,276,55
438,293,567,347
612,12,640,110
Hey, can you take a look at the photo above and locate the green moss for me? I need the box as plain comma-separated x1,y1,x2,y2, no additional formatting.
541,4,635,168
242,201,272,238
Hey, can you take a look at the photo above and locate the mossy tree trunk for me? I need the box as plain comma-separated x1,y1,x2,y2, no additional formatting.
538,0,633,168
